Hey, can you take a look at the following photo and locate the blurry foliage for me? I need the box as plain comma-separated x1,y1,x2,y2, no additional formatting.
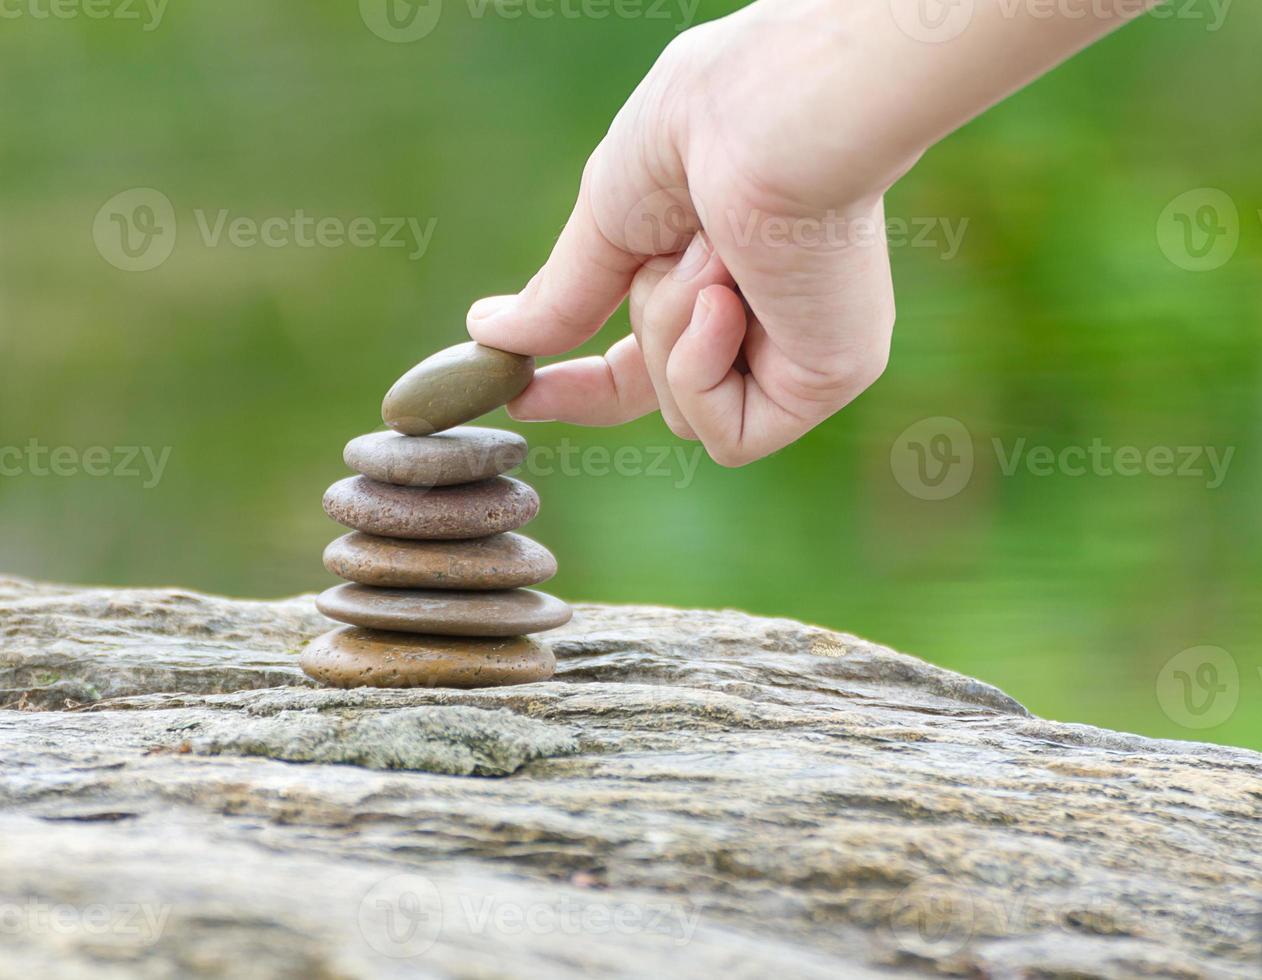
0,1,1258,747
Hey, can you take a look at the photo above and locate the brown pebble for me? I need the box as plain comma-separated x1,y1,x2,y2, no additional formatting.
344,427,527,487
323,531,557,590
316,583,573,636
382,342,535,436
323,475,539,539
300,627,555,688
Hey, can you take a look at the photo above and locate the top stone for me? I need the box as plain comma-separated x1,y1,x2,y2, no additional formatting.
382,342,535,436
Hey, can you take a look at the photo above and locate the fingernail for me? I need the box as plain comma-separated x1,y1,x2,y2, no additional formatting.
469,295,516,322
692,288,714,325
671,232,712,282
507,404,555,423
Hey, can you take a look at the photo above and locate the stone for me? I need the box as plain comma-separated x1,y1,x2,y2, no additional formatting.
315,583,573,636
323,474,539,539
323,531,557,589
2,575,1258,978
299,626,555,688
382,341,535,436
343,427,527,487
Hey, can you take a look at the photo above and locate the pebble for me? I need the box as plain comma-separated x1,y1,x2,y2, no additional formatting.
323,475,539,539
382,342,534,436
344,427,527,487
323,531,557,589
315,583,573,636
300,626,555,688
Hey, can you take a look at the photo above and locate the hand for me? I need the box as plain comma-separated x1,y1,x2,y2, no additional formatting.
467,0,1153,465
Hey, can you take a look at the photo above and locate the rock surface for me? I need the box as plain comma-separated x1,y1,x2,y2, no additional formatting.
382,342,535,436
301,627,556,689
0,574,1258,979
324,531,557,590
323,475,539,539
316,583,573,636
343,427,527,487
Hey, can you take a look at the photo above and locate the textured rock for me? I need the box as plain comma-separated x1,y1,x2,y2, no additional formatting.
382,342,535,436
324,531,557,590
343,427,527,487
316,583,572,636
323,475,539,539
189,704,575,774
0,574,1259,979
300,627,556,688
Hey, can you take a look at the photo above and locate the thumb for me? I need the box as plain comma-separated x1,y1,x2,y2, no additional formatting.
467,148,646,358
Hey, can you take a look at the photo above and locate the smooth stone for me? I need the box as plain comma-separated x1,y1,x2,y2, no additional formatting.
316,583,573,636
323,531,557,590
344,427,527,487
300,626,555,689
382,342,535,436
323,475,539,539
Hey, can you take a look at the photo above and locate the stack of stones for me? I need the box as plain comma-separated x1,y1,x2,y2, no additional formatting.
301,342,572,689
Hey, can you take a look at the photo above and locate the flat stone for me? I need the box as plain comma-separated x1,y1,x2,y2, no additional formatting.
343,427,527,487
382,342,535,436
300,626,555,688
323,475,539,539
316,583,573,636
324,531,557,589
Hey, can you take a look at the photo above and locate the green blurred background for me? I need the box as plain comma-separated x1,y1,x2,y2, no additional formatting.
1,1,1258,748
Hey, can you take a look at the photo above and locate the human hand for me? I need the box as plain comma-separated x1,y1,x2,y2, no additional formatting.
467,0,1153,465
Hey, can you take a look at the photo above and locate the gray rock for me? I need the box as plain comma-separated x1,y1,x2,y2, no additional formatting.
315,582,573,635
0,575,1258,979
343,427,528,487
